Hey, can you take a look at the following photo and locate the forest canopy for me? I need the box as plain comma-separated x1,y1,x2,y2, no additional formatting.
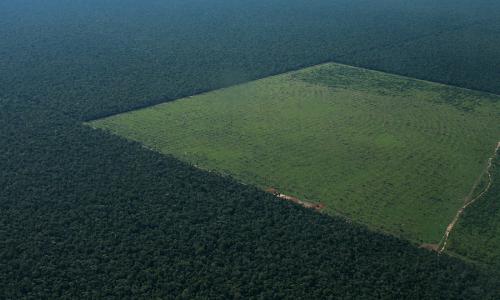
1,0,500,298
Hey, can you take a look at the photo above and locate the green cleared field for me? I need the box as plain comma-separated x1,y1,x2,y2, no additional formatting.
90,63,500,244
448,151,500,269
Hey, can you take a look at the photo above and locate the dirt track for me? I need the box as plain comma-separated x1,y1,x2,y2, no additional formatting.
438,141,500,253
266,188,325,211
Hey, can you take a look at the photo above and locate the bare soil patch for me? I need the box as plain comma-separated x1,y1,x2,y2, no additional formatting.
266,187,325,212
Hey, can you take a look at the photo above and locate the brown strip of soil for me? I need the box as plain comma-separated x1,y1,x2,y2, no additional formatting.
266,187,325,212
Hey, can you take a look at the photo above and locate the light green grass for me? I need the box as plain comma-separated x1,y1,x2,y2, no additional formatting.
447,152,500,269
90,63,500,244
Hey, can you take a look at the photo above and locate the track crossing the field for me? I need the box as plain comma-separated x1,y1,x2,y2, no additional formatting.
439,141,500,253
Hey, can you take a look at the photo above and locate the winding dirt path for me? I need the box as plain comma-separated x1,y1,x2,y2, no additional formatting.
438,141,500,253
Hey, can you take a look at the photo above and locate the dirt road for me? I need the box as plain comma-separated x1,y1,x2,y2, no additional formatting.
438,141,500,253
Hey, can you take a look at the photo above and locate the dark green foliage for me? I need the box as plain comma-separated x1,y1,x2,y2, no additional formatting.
1,102,499,298
1,0,500,120
1,0,500,298
352,22,500,97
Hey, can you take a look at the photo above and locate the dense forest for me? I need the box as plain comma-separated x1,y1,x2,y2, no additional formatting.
1,0,500,298
2,0,500,120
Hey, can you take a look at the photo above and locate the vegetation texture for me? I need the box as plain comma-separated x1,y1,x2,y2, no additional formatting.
448,148,500,270
2,102,499,298
2,0,500,298
92,63,500,244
